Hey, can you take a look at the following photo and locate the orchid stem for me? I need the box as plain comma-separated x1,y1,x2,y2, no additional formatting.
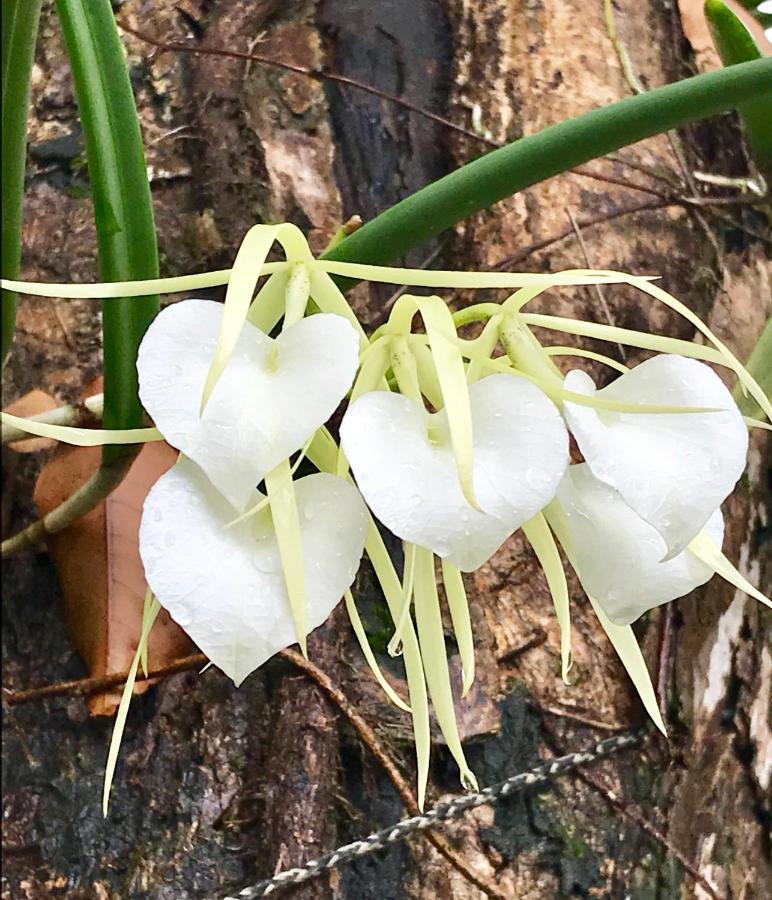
325,59,772,279
1,457,131,558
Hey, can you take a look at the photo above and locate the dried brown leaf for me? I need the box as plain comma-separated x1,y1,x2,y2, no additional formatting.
34,438,191,716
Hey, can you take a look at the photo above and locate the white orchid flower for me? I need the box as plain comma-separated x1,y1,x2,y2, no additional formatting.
5,223,770,810
545,355,770,627
137,298,360,513
553,464,725,625
340,372,569,571
139,456,368,685
562,355,748,559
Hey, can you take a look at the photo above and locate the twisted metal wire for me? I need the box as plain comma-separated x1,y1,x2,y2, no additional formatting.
225,730,642,899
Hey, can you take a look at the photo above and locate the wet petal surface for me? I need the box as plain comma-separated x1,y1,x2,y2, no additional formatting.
139,457,368,684
138,299,359,511
556,464,723,624
340,373,569,571
563,355,746,558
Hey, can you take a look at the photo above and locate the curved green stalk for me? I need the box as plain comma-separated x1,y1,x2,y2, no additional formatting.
1,0,43,364
325,59,772,273
56,0,159,461
705,0,772,181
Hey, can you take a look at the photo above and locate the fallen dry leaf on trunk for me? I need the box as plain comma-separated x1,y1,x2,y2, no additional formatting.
34,435,192,715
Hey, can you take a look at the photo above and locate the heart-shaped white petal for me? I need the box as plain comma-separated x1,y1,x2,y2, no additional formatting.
556,464,723,625
139,457,368,685
138,299,359,512
340,373,569,571
563,355,746,559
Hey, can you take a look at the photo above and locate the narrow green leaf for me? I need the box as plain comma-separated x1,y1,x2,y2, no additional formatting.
56,0,160,463
2,0,43,363
705,0,772,180
324,60,772,276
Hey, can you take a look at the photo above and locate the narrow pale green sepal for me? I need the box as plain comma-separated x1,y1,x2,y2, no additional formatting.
0,412,162,446
546,501,666,734
344,590,411,712
416,296,480,510
103,595,161,815
364,524,431,809
689,532,771,609
308,265,368,346
440,559,475,696
413,547,478,790
589,595,667,736
388,541,417,657
247,270,290,333
265,459,308,656
522,513,572,683
201,223,312,411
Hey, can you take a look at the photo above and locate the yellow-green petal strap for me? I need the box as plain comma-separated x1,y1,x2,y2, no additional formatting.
265,459,308,656
413,546,478,790
440,559,475,696
1,412,162,446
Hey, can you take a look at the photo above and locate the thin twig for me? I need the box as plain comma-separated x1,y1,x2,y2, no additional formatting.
578,768,723,900
536,704,629,732
494,199,671,269
3,653,208,705
566,207,626,361
279,649,510,900
1,457,132,557
118,22,495,150
542,720,723,900
118,22,700,204
571,166,668,199
4,646,508,898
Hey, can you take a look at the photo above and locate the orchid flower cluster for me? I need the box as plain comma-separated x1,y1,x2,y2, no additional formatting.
2,223,770,808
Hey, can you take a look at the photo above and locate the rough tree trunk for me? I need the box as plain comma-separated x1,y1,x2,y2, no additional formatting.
2,1,769,898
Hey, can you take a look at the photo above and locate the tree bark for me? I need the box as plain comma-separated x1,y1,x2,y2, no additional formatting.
2,1,769,898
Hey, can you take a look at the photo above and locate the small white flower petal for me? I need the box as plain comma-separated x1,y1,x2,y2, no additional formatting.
138,299,359,511
139,457,368,685
340,373,569,571
556,464,723,625
563,355,747,558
